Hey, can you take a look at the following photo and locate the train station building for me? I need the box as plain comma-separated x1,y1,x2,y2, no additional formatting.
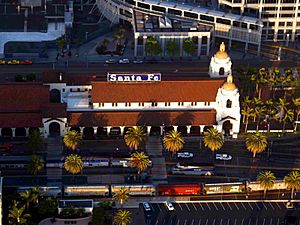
0,46,241,138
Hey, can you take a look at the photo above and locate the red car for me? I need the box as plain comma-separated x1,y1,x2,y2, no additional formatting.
0,143,13,150
20,60,33,65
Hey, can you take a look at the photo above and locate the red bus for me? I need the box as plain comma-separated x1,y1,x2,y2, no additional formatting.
157,183,202,196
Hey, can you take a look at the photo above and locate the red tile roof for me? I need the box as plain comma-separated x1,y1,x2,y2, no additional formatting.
0,113,43,127
42,103,67,118
91,80,225,103
68,110,216,127
0,84,50,112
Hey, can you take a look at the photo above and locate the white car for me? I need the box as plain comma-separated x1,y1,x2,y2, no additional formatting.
177,152,194,158
133,59,143,64
215,153,232,161
143,202,151,211
105,59,117,64
165,201,174,211
119,58,130,64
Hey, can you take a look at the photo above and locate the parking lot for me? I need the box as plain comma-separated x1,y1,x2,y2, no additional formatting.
133,201,300,225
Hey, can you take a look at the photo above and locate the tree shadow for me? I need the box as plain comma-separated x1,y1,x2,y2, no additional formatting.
137,111,171,126
68,113,108,127
174,111,195,125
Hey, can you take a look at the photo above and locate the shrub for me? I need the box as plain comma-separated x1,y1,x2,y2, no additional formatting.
15,74,23,82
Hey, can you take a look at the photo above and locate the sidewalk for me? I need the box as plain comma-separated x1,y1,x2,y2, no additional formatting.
146,137,168,185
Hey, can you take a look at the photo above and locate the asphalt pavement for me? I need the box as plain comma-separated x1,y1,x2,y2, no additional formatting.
129,201,300,225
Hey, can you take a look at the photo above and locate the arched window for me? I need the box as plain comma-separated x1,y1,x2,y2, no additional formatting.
219,67,225,76
226,99,232,108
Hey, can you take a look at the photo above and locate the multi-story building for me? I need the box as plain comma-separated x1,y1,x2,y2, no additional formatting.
218,0,300,42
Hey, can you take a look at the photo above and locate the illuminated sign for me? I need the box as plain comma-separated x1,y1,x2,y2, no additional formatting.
107,73,161,82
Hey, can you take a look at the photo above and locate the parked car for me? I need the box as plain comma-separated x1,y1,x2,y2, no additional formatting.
133,60,143,64
105,59,117,64
177,152,194,158
20,60,33,65
215,153,232,161
119,58,130,64
0,60,6,64
0,143,13,150
143,202,151,211
7,60,20,65
165,201,174,211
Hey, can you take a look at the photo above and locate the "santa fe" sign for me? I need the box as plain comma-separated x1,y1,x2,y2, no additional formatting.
107,73,161,82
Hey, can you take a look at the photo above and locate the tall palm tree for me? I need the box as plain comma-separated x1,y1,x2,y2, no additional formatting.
8,201,30,225
284,171,300,200
113,209,131,225
245,132,267,158
257,171,276,198
19,188,39,210
183,39,196,57
163,130,185,156
254,106,266,131
124,126,147,150
241,107,255,132
292,97,300,131
166,40,179,58
64,154,83,175
63,130,82,151
130,151,150,176
145,36,162,57
203,128,224,152
113,186,129,208
28,155,44,175
27,130,44,152
282,109,294,132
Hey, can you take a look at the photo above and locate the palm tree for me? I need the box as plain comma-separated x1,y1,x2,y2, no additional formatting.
64,154,83,175
102,38,110,48
124,126,147,150
183,39,196,57
282,109,294,132
19,188,39,210
163,130,185,156
113,187,129,208
27,130,44,152
113,209,131,225
292,97,300,131
284,171,300,200
63,130,82,151
254,106,266,131
166,40,179,58
28,155,44,175
130,151,150,176
245,132,267,158
8,201,30,225
241,107,254,132
257,171,276,198
145,36,162,57
203,128,224,152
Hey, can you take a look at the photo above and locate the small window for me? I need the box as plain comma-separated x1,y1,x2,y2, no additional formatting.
219,67,225,76
62,88,65,92
139,102,144,107
226,99,232,108
77,88,80,92
152,102,157,107
191,102,197,106
178,102,184,106
125,102,131,107
165,102,171,106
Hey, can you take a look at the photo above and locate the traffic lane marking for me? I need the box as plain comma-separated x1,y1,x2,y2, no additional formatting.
233,202,239,210
157,203,162,212
206,203,211,211
174,203,183,211
247,202,253,210
240,202,247,210
262,203,268,210
198,219,201,225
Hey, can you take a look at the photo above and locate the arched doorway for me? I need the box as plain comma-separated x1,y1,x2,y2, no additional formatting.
222,120,232,137
177,126,187,136
190,126,200,136
2,128,12,137
15,128,26,137
83,127,94,140
49,122,60,137
70,127,81,133
219,67,225,76
50,89,61,103
150,127,160,136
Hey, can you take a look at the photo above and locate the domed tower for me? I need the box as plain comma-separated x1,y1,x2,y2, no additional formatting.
215,74,240,138
209,42,232,78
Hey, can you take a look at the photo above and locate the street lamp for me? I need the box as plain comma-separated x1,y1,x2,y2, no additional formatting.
277,47,282,61
286,33,290,47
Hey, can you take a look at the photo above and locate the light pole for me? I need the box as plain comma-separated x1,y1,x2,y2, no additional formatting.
85,32,88,41
286,33,290,47
277,47,282,61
